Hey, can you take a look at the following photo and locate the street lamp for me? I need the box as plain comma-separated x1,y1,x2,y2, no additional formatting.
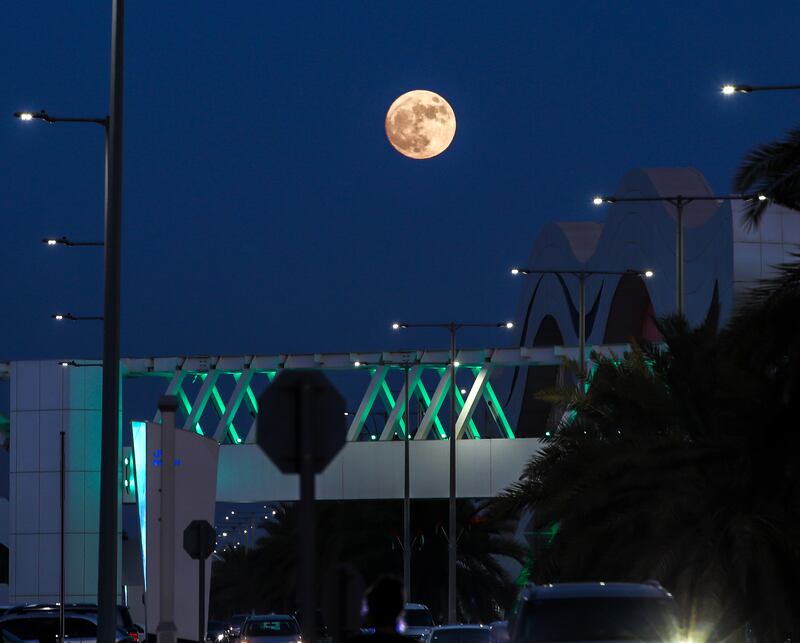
721,83,800,94
392,320,513,623
43,236,103,247
592,194,761,315
14,3,125,640
511,268,652,380
52,313,104,321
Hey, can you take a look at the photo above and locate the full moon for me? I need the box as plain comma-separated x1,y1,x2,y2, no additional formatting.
385,89,456,159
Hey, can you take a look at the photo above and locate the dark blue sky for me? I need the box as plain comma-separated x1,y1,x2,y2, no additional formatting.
3,1,800,361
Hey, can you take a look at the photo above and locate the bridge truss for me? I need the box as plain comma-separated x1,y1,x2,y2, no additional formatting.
116,345,620,445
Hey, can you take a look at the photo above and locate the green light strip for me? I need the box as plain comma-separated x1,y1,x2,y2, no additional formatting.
416,370,447,439
210,384,241,445
454,386,481,439
176,388,204,435
380,380,406,435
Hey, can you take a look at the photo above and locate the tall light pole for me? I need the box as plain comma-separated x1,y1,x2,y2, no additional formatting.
592,194,762,316
401,354,413,602
511,268,652,380
392,321,513,623
14,3,125,640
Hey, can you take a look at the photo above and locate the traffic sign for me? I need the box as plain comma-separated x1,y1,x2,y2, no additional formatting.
183,520,216,560
256,370,346,474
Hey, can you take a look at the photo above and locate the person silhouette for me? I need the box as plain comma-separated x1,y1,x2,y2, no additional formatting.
348,576,414,643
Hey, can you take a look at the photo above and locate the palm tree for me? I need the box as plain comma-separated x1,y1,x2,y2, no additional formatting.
210,499,524,624
493,290,800,641
733,126,800,226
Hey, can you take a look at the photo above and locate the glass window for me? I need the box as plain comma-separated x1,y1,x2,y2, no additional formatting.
243,620,299,636
517,597,680,642
64,617,97,639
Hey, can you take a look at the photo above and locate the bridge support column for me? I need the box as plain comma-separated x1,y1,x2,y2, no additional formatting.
9,360,120,603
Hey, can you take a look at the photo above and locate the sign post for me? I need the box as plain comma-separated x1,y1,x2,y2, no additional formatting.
183,520,216,643
257,372,346,643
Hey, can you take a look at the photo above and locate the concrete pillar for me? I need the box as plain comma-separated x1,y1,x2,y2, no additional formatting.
9,360,120,603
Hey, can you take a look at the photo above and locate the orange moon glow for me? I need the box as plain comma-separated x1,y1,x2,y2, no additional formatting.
385,90,456,159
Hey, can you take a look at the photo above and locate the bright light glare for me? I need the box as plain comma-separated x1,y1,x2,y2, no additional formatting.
453,361,461,368
592,196,604,205
505,321,514,329
354,361,361,367
46,239,57,246
392,322,400,330
54,314,64,321
272,510,277,515
18,112,34,121
510,268,520,275
59,361,70,368
644,270,654,278
758,194,767,201
721,84,736,95
460,388,467,394
222,532,227,537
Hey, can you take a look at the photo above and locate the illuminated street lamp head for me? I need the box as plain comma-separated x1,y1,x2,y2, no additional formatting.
354,361,362,367
58,361,73,368
453,361,461,368
53,314,65,321
46,239,58,246
757,194,768,201
510,268,520,276
13,109,49,122
721,84,752,95
644,270,654,278
391,322,401,330
592,196,604,205
503,321,514,329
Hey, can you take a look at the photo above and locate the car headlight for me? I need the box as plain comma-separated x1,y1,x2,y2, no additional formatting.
217,636,225,641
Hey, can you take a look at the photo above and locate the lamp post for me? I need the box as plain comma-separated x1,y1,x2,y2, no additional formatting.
511,268,652,380
721,83,800,94
592,194,762,315
392,320,513,623
14,3,125,640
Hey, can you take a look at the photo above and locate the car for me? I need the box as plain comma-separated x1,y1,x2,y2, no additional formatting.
239,615,302,643
227,614,250,639
208,620,229,642
401,604,435,642
510,582,681,642
426,625,492,643
488,621,509,643
0,610,133,643
1,604,139,642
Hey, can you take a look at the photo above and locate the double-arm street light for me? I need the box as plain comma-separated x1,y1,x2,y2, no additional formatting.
722,83,800,94
14,2,125,641
592,194,762,315
511,268,652,380
391,320,514,623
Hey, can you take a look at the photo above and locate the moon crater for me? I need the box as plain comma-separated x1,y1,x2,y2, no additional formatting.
385,90,456,159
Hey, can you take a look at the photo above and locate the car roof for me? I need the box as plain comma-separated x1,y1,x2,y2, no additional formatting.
404,604,430,611
521,582,672,600
431,625,490,631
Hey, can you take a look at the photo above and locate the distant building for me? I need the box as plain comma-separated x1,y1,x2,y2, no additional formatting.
503,167,800,437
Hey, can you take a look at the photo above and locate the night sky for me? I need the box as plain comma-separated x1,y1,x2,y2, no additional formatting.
3,1,800,364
